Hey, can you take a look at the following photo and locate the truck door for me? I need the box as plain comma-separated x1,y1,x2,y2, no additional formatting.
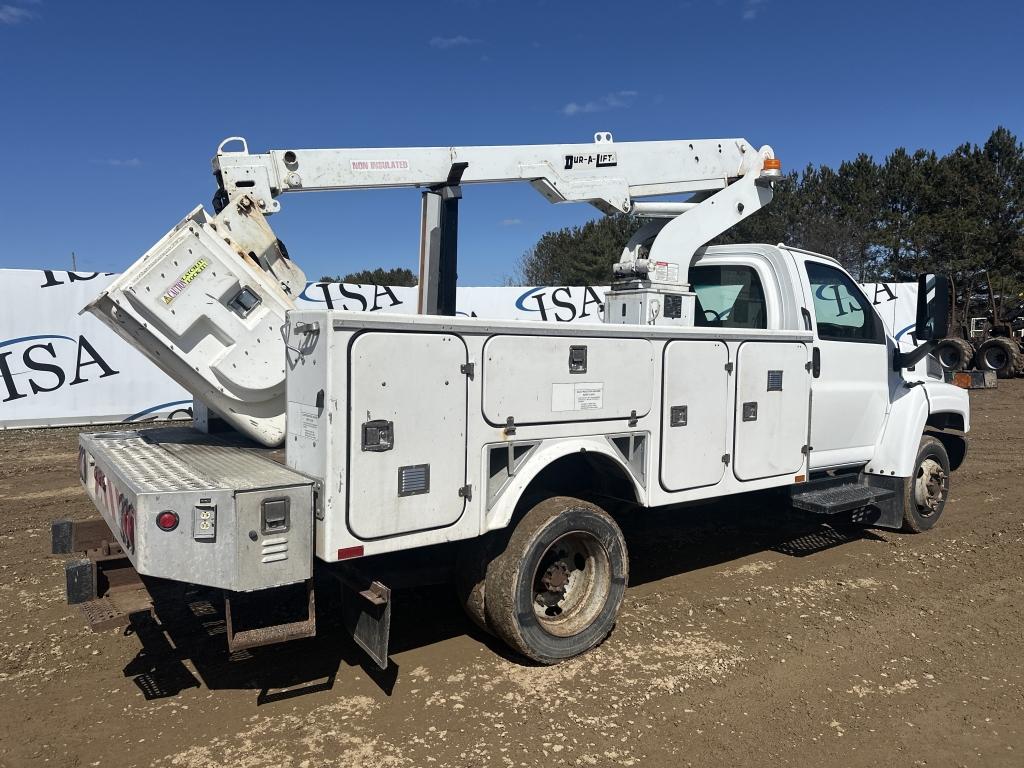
797,257,889,469
347,332,468,539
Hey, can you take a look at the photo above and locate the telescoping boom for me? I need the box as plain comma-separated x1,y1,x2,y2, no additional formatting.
87,133,780,445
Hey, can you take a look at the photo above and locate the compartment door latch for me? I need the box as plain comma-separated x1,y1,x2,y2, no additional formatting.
361,420,394,452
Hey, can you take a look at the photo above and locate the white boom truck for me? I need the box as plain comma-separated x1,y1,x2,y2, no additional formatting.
65,133,968,667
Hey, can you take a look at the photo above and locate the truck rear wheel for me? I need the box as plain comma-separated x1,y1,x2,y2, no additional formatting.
902,436,950,533
934,338,975,372
455,531,501,635
975,337,1022,379
484,496,628,664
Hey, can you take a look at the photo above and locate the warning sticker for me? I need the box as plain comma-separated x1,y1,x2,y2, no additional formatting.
552,382,604,412
288,402,319,441
574,383,604,410
652,261,679,283
299,408,318,440
161,257,209,305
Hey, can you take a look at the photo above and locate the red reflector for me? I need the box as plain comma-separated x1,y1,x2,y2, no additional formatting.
156,510,179,532
337,545,364,560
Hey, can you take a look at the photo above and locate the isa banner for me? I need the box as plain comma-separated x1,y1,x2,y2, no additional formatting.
0,270,192,429
0,269,918,430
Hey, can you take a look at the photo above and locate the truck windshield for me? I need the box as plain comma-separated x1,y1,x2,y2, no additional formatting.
690,265,767,329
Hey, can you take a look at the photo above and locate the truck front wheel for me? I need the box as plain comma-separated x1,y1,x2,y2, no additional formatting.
902,436,951,533
484,496,628,664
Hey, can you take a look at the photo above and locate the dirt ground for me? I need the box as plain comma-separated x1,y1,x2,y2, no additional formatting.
0,382,1021,768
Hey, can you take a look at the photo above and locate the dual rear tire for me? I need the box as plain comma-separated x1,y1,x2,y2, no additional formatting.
457,496,628,664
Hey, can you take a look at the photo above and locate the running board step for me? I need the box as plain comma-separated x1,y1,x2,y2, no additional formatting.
790,483,895,515
224,581,316,651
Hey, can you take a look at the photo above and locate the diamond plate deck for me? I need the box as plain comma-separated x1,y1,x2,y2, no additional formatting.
81,428,308,495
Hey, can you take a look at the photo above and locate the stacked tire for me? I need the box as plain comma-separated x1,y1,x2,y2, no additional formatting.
933,338,975,373
975,337,1023,379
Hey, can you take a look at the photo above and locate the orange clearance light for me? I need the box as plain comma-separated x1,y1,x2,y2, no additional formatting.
761,157,782,176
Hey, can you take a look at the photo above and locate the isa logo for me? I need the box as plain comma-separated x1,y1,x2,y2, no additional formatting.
514,286,606,323
0,334,118,403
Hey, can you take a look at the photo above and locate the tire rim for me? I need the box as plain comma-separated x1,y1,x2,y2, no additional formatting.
914,457,948,517
936,346,960,369
531,531,611,637
983,345,1008,370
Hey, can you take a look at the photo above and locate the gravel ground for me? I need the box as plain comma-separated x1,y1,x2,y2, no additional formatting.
0,381,1021,767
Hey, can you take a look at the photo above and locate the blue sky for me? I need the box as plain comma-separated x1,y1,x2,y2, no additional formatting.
1,0,1021,285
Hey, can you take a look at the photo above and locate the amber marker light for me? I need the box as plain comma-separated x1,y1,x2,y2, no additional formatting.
761,157,783,177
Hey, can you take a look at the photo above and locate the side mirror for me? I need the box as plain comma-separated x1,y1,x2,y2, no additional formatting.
915,274,949,341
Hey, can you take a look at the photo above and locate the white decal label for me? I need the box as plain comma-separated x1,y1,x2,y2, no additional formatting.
300,407,318,440
350,159,410,172
652,261,679,283
574,382,604,410
551,382,604,412
563,152,618,170
288,402,319,440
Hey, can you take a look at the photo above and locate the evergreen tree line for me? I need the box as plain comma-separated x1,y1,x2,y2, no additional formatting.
319,267,418,286
518,127,1024,328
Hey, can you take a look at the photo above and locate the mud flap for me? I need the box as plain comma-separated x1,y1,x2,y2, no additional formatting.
860,474,907,529
65,558,97,605
339,576,392,670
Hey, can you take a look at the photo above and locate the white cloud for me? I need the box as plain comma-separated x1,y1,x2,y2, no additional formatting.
561,91,637,116
742,0,767,20
0,4,35,24
103,158,142,168
429,35,482,49
500,218,522,226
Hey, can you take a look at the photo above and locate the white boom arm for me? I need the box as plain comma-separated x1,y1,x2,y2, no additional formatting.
212,133,771,216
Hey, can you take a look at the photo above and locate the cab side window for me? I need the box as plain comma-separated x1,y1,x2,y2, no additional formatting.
690,265,767,329
805,261,883,343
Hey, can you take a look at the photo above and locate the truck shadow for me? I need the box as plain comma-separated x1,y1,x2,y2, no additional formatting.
121,490,887,702
616,491,888,588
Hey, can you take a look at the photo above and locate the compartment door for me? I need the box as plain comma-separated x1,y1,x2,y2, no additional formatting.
660,340,730,491
733,342,811,481
482,335,654,426
348,332,468,539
